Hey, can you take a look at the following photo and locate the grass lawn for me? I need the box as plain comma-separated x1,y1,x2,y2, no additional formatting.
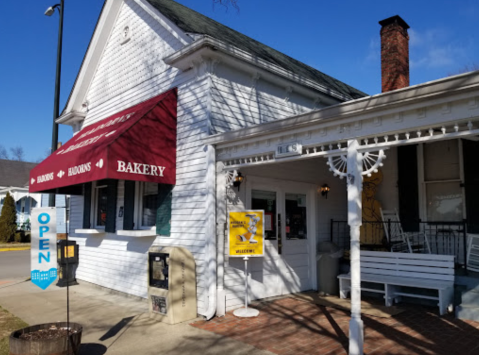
0,306,28,355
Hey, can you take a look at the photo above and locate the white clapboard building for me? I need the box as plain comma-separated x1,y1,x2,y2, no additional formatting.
30,0,479,335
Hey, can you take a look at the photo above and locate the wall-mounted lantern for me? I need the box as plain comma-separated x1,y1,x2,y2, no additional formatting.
233,172,245,191
320,184,330,199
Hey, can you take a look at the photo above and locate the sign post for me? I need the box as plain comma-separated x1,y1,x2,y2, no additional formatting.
31,207,57,290
228,210,264,317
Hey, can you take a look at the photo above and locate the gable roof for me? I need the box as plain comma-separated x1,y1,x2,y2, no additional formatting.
147,0,367,100
0,159,37,188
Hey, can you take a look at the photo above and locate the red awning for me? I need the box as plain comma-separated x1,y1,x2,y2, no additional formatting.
29,89,177,194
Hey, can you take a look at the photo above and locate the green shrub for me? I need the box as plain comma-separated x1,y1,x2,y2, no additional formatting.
14,231,25,243
23,231,31,243
0,192,17,243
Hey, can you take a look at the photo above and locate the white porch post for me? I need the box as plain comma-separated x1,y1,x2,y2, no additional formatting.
347,139,364,355
205,144,217,320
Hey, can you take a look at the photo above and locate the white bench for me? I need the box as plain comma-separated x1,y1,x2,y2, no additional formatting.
338,251,455,315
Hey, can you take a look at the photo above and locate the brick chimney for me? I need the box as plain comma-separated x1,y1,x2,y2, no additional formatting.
379,15,410,92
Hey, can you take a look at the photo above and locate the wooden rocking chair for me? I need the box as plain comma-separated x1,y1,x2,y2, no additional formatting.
380,208,431,254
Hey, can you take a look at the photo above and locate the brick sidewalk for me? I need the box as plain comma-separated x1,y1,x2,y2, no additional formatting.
192,297,479,355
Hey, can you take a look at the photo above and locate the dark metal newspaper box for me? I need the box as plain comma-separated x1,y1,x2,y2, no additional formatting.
56,240,79,287
147,246,196,324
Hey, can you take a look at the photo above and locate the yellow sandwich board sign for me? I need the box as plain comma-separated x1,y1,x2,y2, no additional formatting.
228,210,264,257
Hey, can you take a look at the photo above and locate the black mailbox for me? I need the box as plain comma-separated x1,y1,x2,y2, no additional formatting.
56,240,79,287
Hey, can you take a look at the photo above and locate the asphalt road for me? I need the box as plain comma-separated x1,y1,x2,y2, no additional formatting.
0,250,30,281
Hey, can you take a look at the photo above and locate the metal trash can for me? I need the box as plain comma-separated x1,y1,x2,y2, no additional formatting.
316,241,342,295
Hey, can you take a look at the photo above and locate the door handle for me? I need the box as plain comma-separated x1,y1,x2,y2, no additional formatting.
278,213,282,255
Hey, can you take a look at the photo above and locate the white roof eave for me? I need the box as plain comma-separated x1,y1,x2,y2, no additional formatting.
163,35,352,103
204,70,479,147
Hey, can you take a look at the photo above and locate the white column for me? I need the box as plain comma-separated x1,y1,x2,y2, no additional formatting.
205,144,217,320
347,139,364,355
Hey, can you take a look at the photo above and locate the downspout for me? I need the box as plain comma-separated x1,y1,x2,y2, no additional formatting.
205,144,217,320
216,161,227,317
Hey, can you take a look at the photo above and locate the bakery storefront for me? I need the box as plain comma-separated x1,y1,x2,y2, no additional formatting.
29,89,177,237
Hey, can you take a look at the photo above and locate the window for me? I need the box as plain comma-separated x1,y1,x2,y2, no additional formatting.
139,182,158,228
122,181,173,236
82,180,118,232
285,193,307,240
94,184,108,228
251,190,277,240
422,140,463,222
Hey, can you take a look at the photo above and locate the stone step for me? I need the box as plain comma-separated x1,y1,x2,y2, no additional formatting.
456,304,479,322
460,289,479,305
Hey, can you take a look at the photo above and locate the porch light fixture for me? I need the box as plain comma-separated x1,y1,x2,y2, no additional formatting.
320,184,330,199
233,172,244,191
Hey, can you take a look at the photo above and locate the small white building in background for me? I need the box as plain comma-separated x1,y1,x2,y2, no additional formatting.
0,159,67,232
29,0,479,339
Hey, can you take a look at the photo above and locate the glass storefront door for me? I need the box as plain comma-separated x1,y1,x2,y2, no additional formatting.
249,184,312,297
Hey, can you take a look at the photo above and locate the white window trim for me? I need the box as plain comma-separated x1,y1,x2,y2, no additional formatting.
117,229,156,237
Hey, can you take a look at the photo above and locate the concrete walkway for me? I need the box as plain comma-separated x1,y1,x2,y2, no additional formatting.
0,281,272,355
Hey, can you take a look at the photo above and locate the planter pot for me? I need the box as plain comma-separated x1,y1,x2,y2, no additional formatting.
9,322,82,355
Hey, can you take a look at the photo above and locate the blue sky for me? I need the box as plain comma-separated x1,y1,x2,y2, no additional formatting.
1,0,478,162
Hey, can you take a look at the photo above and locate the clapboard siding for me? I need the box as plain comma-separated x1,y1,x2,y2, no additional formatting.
67,1,210,316
65,0,355,316
87,0,184,112
209,64,321,134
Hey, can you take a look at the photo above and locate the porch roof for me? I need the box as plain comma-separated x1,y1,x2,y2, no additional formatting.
204,70,479,169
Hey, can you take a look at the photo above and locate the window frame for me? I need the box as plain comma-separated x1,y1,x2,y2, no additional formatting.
92,182,108,229
418,139,466,222
134,181,157,230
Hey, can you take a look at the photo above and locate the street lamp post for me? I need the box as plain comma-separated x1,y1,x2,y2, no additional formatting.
45,1,64,207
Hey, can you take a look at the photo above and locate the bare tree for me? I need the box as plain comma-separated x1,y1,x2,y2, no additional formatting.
36,149,51,163
0,145,8,160
448,63,479,76
9,146,25,161
213,0,239,10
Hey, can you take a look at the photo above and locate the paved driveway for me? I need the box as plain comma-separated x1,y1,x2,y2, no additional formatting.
0,250,30,281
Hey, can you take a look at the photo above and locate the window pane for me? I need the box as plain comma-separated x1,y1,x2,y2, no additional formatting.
142,183,158,227
252,190,276,240
285,193,307,240
426,182,463,221
96,187,107,226
424,140,460,181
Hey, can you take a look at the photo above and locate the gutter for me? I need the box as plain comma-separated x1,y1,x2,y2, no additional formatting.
163,35,353,102
56,110,86,125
